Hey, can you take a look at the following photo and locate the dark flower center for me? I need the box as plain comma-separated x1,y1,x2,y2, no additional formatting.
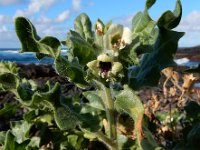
99,61,112,73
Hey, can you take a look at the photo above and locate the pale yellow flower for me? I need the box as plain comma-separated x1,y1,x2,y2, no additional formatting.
87,53,123,80
103,24,132,56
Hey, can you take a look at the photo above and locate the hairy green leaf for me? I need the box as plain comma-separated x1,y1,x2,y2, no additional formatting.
0,103,18,118
54,105,79,130
129,28,184,89
15,17,61,59
74,13,93,43
157,0,182,29
0,61,19,75
115,85,145,148
83,91,105,110
4,131,30,150
0,73,18,90
66,30,95,66
0,131,6,145
10,121,32,143
131,0,157,56
17,81,61,109
115,85,144,122
55,56,88,88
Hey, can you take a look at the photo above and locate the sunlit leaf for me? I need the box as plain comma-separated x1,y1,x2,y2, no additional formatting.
15,17,61,59
129,28,184,89
74,13,93,43
157,0,182,29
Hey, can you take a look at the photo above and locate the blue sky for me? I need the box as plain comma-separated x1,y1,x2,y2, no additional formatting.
0,0,200,48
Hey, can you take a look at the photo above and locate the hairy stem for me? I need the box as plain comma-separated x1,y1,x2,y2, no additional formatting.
94,80,117,149
94,132,118,150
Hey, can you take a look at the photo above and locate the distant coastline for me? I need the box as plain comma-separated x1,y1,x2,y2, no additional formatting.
0,48,67,64
1,46,200,65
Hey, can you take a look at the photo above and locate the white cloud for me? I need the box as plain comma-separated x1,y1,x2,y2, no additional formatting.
112,14,134,28
56,10,71,22
72,0,81,11
0,0,26,5
177,10,200,47
14,0,56,17
0,26,8,32
0,14,11,24
37,16,53,24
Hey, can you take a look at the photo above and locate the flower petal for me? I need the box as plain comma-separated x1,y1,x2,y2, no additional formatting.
87,60,100,75
111,62,123,75
97,53,113,62
121,27,132,46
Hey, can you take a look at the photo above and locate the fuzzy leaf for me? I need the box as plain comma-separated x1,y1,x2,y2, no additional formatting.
83,91,104,110
115,85,144,147
115,85,144,122
15,17,61,59
0,61,19,75
54,105,79,130
0,73,18,90
0,131,6,145
132,0,156,33
4,131,30,150
55,56,88,88
10,121,32,143
131,0,157,56
74,13,93,42
79,106,103,132
129,28,184,90
66,30,95,66
157,0,182,29
0,103,18,118
17,81,61,109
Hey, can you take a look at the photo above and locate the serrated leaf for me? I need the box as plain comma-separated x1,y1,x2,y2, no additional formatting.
115,85,160,149
66,30,95,66
0,103,18,118
79,107,103,132
0,131,6,145
0,61,19,75
131,0,157,56
10,121,32,143
157,0,182,29
55,56,88,88
115,85,144,122
83,91,104,110
54,105,79,130
27,136,40,149
115,85,144,147
0,73,18,90
60,96,103,132
4,131,30,150
17,79,34,101
129,28,184,90
15,17,61,59
16,81,61,109
74,13,93,43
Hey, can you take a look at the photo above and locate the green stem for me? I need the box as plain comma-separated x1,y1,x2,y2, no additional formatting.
94,80,117,149
94,132,118,150
102,85,116,140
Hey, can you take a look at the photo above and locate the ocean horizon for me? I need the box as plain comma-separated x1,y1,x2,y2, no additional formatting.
0,48,67,64
0,48,199,67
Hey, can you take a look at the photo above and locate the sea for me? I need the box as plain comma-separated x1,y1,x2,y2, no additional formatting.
0,48,199,67
0,48,67,64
